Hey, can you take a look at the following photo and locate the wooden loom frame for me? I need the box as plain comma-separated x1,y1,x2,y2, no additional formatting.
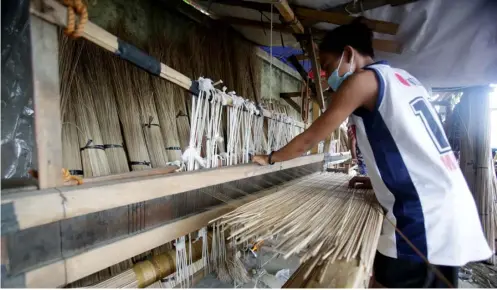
0,1,356,287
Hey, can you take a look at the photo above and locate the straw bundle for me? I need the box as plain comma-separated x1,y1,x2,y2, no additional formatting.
171,55,192,151
60,34,84,178
210,172,383,282
83,45,130,174
62,107,84,178
131,65,169,168
73,73,111,177
148,43,183,161
109,57,151,171
459,88,496,264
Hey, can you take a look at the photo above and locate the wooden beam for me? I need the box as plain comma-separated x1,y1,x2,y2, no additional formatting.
305,32,325,110
209,0,274,14
220,16,289,32
272,0,305,34
310,102,321,154
281,91,332,99
29,11,63,189
297,38,402,56
1,154,326,232
327,0,418,14
9,186,280,287
282,97,301,114
295,7,399,35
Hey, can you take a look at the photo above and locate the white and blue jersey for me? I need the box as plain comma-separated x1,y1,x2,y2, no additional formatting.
349,61,491,266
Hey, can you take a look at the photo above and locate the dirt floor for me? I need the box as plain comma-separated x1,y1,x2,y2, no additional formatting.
460,262,497,288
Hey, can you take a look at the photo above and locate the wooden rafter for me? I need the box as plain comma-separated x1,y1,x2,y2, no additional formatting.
282,97,301,113
295,7,399,35
280,91,332,99
327,0,418,14
305,32,325,110
220,16,288,32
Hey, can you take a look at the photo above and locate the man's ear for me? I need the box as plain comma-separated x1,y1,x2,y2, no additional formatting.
344,46,354,63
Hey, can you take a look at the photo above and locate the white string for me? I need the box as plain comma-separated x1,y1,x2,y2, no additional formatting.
269,3,273,104
175,236,188,288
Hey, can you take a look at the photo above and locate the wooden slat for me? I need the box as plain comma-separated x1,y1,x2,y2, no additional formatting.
19,188,278,287
282,97,302,114
310,102,321,154
272,0,304,34
295,7,399,35
29,13,63,189
280,91,332,99
221,16,289,32
296,38,402,57
2,154,325,232
306,35,325,110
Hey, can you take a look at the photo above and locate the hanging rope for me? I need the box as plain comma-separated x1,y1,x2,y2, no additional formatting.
62,0,88,38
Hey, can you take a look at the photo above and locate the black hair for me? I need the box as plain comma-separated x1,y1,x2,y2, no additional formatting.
318,17,374,58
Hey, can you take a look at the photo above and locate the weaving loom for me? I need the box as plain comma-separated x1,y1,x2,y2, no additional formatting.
0,0,385,288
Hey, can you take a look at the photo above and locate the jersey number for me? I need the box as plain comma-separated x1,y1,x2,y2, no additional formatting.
409,97,451,154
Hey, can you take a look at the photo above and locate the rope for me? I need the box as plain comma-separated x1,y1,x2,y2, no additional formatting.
62,168,83,185
62,0,88,38
269,3,273,104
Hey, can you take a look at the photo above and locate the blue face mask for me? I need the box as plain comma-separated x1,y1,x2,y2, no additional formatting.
327,52,355,92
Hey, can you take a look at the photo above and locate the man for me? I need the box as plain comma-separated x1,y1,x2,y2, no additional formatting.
253,18,491,287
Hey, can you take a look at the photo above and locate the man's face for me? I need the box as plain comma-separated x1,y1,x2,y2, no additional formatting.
319,51,342,80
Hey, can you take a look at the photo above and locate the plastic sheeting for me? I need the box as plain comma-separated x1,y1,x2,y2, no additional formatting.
205,0,497,88
1,0,36,179
297,0,497,88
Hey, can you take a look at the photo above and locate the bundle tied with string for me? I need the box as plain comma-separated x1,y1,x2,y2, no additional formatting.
83,44,130,174
149,39,183,163
131,65,169,168
109,56,151,171
73,74,111,177
60,33,84,179
182,78,223,171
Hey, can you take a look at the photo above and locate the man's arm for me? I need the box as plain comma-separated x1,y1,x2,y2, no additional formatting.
253,70,378,165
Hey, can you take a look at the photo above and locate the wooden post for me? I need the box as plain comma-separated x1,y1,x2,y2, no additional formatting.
311,101,321,154
306,31,325,110
29,14,63,188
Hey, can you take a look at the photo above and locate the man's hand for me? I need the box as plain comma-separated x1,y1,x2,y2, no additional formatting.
348,176,372,189
252,155,270,166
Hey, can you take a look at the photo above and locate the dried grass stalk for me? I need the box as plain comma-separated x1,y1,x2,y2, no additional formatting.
60,33,84,178
73,74,111,177
109,57,151,171
62,106,83,178
149,41,183,161
83,45,130,174
131,65,169,168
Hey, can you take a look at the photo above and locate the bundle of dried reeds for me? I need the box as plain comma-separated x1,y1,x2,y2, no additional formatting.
459,89,496,265
148,42,183,161
62,107,84,178
171,48,193,152
73,73,111,177
131,65,169,168
109,57,152,171
82,44,130,174
60,34,84,178
210,172,383,282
